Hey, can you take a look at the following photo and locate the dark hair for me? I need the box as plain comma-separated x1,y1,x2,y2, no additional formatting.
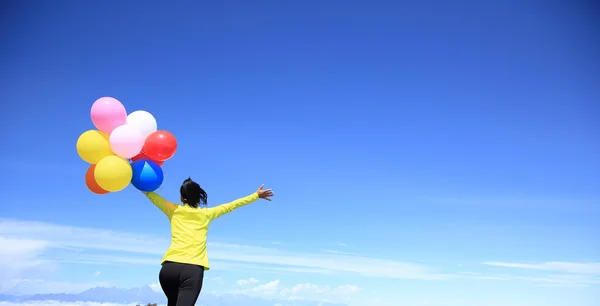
180,177,207,208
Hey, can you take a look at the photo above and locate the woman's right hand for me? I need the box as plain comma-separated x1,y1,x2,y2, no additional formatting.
256,184,274,201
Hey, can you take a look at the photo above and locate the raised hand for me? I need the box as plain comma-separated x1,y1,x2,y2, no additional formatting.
256,184,274,201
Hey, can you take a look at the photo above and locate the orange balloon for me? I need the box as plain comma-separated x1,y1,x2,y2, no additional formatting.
85,165,109,194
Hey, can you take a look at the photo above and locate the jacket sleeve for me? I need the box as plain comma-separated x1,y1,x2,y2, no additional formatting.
206,193,259,220
143,192,178,219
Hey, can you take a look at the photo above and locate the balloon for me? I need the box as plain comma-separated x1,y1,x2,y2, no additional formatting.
91,97,127,134
109,124,144,158
131,152,164,166
94,155,132,192
142,130,178,161
85,165,109,194
126,110,157,140
76,130,113,164
131,160,164,192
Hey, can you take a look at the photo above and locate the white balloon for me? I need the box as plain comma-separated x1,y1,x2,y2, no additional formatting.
109,124,144,159
126,110,157,140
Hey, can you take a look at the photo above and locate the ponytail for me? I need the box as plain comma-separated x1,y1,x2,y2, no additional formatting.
180,177,207,208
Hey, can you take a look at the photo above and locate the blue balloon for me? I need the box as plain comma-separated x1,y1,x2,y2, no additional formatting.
131,160,164,192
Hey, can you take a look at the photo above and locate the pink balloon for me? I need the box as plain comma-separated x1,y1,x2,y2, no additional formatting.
109,125,144,159
91,97,127,134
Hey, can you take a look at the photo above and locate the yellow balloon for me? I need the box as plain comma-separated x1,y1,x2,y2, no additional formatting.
94,155,132,192
76,130,113,164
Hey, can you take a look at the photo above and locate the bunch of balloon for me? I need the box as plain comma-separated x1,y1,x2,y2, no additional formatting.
75,97,178,194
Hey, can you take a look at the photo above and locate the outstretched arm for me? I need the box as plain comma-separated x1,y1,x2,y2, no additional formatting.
143,192,178,219
206,185,274,220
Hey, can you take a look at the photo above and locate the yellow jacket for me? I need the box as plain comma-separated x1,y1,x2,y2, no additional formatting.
144,191,259,270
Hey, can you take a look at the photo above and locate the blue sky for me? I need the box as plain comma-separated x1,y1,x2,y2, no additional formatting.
0,1,599,305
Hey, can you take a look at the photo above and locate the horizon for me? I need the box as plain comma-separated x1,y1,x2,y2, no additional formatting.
1,1,599,306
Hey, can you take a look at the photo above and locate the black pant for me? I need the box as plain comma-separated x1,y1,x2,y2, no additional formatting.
159,261,205,306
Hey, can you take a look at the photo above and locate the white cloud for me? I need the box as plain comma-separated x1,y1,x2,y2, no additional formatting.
212,276,224,285
92,271,100,277
0,220,167,255
483,261,600,274
459,272,600,287
0,219,446,281
148,282,161,293
323,250,352,255
234,280,281,297
207,245,446,280
332,285,361,295
1,218,598,294
280,283,329,297
0,237,55,277
0,237,48,258
521,274,600,287
0,238,59,293
234,279,362,303
337,243,347,247
0,279,111,295
280,283,362,299
217,262,336,275
236,277,259,286
0,303,142,306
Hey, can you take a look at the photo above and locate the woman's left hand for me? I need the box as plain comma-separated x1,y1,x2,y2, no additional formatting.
256,184,274,201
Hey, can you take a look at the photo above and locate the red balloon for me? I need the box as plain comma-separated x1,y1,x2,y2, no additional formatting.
131,152,165,166
142,130,177,161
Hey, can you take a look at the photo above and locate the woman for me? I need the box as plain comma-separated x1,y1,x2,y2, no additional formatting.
143,177,274,306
